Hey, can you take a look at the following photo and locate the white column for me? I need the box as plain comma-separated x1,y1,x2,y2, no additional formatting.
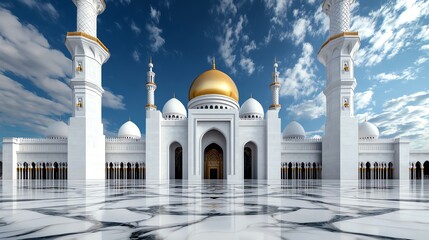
323,0,354,36
66,0,109,180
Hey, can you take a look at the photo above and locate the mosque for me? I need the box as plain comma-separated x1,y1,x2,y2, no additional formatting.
1,0,429,181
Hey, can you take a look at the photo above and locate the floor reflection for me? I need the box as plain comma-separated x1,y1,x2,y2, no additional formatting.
0,180,428,240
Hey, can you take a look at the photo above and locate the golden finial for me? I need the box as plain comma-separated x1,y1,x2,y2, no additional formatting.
212,57,216,69
149,56,152,64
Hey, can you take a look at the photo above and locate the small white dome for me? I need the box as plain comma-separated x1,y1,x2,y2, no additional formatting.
162,98,187,120
118,120,141,139
46,121,68,139
359,121,379,140
283,121,305,139
240,98,264,119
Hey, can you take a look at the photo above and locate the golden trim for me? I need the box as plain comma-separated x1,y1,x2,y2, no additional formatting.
145,104,157,108
146,82,157,86
269,104,281,108
67,32,109,52
319,32,359,53
270,82,281,86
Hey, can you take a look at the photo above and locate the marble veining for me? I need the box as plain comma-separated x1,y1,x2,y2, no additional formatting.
0,180,428,239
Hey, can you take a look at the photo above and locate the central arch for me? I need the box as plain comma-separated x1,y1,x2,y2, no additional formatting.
201,129,226,179
204,143,223,179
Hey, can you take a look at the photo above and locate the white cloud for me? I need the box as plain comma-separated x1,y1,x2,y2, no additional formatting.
0,7,71,106
0,7,126,134
374,67,417,83
313,5,329,37
0,74,68,135
132,49,140,62
19,0,59,19
415,57,428,65
239,56,255,75
244,40,257,53
114,22,122,30
355,89,374,110
287,91,326,120
417,25,429,41
368,90,429,149
421,44,429,51
103,89,125,110
280,42,319,99
146,23,165,52
216,0,237,15
130,21,141,35
150,5,161,23
289,18,311,45
355,0,429,67
263,0,292,25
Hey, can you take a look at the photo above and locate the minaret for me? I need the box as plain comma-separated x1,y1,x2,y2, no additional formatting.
65,0,110,180
318,0,360,180
146,57,157,110
269,58,281,110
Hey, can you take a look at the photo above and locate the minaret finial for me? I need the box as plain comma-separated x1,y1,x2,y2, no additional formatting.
128,116,131,121
250,93,253,98
274,57,278,71
173,92,176,98
148,56,153,71
212,57,216,69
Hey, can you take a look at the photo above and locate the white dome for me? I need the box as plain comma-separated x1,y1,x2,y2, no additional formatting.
118,120,141,139
359,121,379,140
162,98,187,120
46,121,68,139
283,121,305,139
239,98,264,119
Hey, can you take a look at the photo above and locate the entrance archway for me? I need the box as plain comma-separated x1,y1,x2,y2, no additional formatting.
201,129,227,179
204,143,223,179
169,142,183,179
244,142,257,179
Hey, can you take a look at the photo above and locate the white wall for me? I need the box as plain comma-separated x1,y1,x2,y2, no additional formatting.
239,120,266,179
160,120,188,180
281,140,322,164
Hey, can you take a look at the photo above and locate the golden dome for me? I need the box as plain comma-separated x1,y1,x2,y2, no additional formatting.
188,66,239,102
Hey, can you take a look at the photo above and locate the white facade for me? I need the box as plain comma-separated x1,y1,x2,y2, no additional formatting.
1,0,429,181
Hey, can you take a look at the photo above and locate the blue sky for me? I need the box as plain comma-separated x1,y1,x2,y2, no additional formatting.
0,0,428,149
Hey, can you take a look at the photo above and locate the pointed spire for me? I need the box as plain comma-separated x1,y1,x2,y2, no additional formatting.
173,92,176,98
128,116,131,121
250,93,253,98
212,57,216,70
274,57,278,71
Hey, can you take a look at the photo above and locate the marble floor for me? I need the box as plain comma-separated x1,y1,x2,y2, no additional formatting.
0,180,428,240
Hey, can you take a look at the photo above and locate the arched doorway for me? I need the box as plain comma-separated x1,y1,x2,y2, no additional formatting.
204,143,223,179
169,142,183,179
424,161,429,179
244,142,257,179
416,161,422,179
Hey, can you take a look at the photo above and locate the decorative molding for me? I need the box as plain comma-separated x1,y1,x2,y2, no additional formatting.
66,32,109,52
